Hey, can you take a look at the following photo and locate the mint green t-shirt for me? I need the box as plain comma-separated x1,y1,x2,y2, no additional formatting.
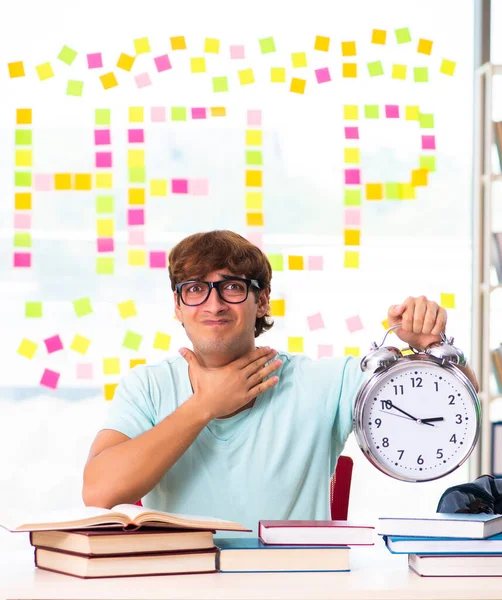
102,352,367,536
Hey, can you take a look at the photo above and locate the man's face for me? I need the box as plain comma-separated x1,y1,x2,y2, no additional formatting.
174,269,269,356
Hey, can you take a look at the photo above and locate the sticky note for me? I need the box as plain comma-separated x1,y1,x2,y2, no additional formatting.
398,183,415,200
8,61,25,78
288,337,304,353
96,172,113,188
25,301,42,318
40,369,60,390
307,313,325,331
118,300,137,319
130,359,146,369
315,36,330,52
246,170,262,187
246,231,263,249
246,213,264,227
345,169,361,185
239,69,255,85
104,383,118,401
154,54,172,72
318,344,333,358
344,251,359,269
154,332,171,350
191,57,206,73
405,105,419,120
308,256,324,270
150,179,167,196
135,73,152,88
15,192,32,209
288,255,304,270
123,330,143,351
16,109,32,124
246,130,262,145
420,155,436,172
419,113,434,128
75,174,92,190
129,229,145,244
54,173,71,190
368,61,384,76
150,251,167,268
385,105,399,118
172,179,188,193
440,293,455,309
128,188,145,205
117,53,135,71
14,214,31,229
76,363,93,379
204,38,220,53
271,68,286,83
170,36,187,50
395,28,411,43
189,178,209,195
414,67,428,82
14,232,31,247
95,129,111,145
364,105,379,119
315,67,331,83
171,107,187,121
96,257,115,274
15,129,32,145
230,45,245,59
344,148,360,164
440,59,456,76
341,41,356,56
100,72,118,89
15,172,32,187
58,45,78,65
344,190,361,206
192,107,207,119
344,229,361,246
344,127,359,139
418,39,433,55
103,357,120,375
128,150,144,167
292,52,307,68
71,334,91,355
15,150,32,167
260,37,276,53
268,254,284,271
73,297,92,317
134,37,151,54
128,168,145,184
128,249,146,266
128,129,145,144
422,135,436,149
411,168,428,187
97,238,114,252
212,76,228,92
385,183,400,200
372,29,387,44
344,105,359,120
87,53,103,69
346,315,363,332
97,218,114,237
211,107,226,116
18,338,38,359
392,64,407,80
151,106,166,121
128,106,144,123
381,318,391,331
246,151,263,166
343,63,357,77
247,109,262,126
44,335,63,353
270,299,285,317
95,109,111,125
36,62,54,80
96,152,112,168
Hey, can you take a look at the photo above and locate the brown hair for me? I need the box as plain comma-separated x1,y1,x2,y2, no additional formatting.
168,230,274,337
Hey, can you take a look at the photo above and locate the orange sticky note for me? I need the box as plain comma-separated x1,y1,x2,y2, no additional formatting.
246,170,262,187
341,41,356,56
344,229,361,246
55,173,72,190
104,383,119,401
16,108,32,124
9,61,25,78
366,183,383,200
171,36,187,50
270,299,286,316
75,174,92,190
288,256,304,270
343,63,357,78
411,169,428,187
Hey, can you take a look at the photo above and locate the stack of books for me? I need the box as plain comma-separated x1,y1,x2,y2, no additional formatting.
379,513,502,577
216,520,374,573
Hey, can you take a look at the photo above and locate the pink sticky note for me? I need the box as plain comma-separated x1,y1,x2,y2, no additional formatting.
154,54,172,72
345,169,361,185
345,315,363,333
230,45,245,59
308,256,324,271
172,179,188,194
189,179,209,195
87,53,103,69
385,104,399,118
247,110,262,126
318,344,333,358
95,129,111,145
97,237,114,252
344,208,361,226
13,252,31,267
14,213,31,229
34,174,53,191
344,127,359,139
150,251,167,268
128,209,144,226
76,363,93,379
128,229,145,245
40,368,60,389
307,313,325,331
95,152,112,168
315,67,331,83
151,106,166,122
44,334,63,353
135,72,152,88
246,231,263,249
422,135,436,150
128,129,144,143
191,107,207,119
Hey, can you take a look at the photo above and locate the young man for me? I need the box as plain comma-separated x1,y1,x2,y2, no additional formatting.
83,230,479,531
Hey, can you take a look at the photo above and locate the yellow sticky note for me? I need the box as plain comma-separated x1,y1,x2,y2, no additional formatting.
288,337,304,353
97,218,114,237
54,173,72,190
170,36,187,50
398,183,416,200
103,357,121,375
411,168,428,187
341,41,356,56
96,257,114,274
418,38,433,55
290,78,306,94
291,52,307,68
128,188,145,205
9,61,25,78
134,37,151,54
270,299,286,316
129,107,144,123
153,332,171,351
344,148,360,164
246,170,262,187
344,229,361,246
36,62,54,81
246,212,264,227
440,293,455,309
17,338,38,359
118,300,137,319
366,183,383,200
344,251,359,268
344,105,359,120
314,36,330,52
130,358,146,369
372,29,387,44
100,72,118,90
238,69,255,85
440,59,456,76
392,64,407,80
246,130,262,146
128,150,145,167
343,63,357,78
344,347,360,357
15,150,32,167
288,255,304,270
16,109,32,125
245,192,263,210
204,38,220,53
71,335,91,355
381,318,390,330
117,53,135,71
150,179,167,196
405,106,419,121
15,193,31,210
210,107,226,117
128,249,146,266
191,57,206,73
271,67,286,83
95,173,113,189
75,174,92,190
104,383,118,401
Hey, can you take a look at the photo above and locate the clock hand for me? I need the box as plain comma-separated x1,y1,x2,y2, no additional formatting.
378,410,414,422
420,417,444,424
388,402,435,427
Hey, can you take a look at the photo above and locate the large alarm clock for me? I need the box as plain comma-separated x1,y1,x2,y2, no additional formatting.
353,324,481,482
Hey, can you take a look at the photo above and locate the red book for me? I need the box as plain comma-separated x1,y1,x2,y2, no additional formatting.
258,520,374,546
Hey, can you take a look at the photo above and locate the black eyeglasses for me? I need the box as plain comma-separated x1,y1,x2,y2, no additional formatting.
175,276,261,306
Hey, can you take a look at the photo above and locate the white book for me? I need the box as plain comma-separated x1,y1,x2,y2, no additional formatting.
378,514,502,539
409,553,502,577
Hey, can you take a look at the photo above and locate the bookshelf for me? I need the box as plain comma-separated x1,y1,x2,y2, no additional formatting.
472,62,502,477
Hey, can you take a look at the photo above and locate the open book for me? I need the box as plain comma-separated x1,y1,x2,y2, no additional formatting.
0,503,249,533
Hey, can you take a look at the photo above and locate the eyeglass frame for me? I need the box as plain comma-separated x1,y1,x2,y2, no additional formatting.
175,275,262,307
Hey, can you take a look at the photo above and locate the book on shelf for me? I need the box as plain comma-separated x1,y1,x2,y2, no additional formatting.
409,553,502,577
491,344,502,393
494,121,502,173
492,421,502,477
215,538,350,572
258,520,374,546
0,503,249,533
30,527,215,556
34,546,217,579
378,513,502,539
384,532,502,555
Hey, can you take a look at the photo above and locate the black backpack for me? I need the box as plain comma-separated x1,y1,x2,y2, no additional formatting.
437,475,502,514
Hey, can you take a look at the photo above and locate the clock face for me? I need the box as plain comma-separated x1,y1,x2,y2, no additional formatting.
355,358,480,482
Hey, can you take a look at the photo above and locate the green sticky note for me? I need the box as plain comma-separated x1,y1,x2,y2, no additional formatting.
419,113,434,128
367,61,384,76
25,301,42,318
395,28,411,43
129,167,146,183
95,109,111,125
385,183,400,200
15,171,32,187
73,297,93,317
364,105,379,119
96,195,114,213
259,37,276,54
58,45,78,65
123,330,143,351
246,151,263,166
212,76,228,92
414,67,429,83
96,257,114,275
14,232,32,247
344,190,361,206
171,107,187,121
15,130,32,145
267,254,284,271
67,80,84,97
420,155,436,172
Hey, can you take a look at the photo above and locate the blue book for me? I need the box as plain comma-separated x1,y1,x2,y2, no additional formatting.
378,513,502,539
384,533,502,555
215,538,349,572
